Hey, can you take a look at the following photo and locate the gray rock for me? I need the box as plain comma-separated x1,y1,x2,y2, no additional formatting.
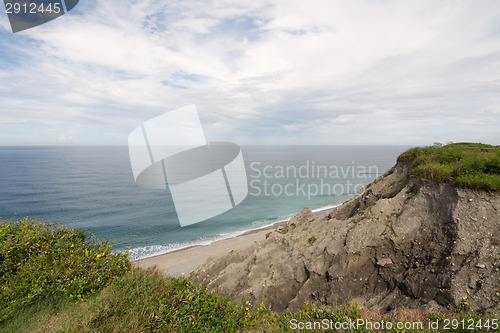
194,161,500,314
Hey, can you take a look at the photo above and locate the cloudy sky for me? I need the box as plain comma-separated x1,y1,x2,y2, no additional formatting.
0,0,499,146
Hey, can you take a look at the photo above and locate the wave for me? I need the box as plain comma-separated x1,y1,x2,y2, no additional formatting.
311,204,338,213
128,203,339,261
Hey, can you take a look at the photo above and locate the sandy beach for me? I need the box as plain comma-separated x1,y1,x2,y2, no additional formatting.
133,207,334,276
133,227,275,276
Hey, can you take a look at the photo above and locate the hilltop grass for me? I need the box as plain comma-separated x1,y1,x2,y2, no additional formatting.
398,142,500,191
1,217,498,332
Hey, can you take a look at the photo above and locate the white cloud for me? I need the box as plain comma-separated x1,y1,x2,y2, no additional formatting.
0,0,499,145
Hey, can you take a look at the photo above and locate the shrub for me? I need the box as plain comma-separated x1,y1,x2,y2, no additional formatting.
145,277,253,332
0,217,131,322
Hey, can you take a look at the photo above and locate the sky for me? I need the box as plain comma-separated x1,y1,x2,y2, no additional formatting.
0,0,499,146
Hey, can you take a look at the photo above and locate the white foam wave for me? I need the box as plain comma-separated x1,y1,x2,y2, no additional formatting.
312,204,339,213
129,204,339,261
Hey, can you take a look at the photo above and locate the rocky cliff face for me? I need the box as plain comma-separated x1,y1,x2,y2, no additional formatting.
194,162,500,313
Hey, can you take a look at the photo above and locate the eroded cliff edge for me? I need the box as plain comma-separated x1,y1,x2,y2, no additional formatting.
194,161,500,314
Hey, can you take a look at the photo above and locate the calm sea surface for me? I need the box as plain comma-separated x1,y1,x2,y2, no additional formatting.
0,146,408,259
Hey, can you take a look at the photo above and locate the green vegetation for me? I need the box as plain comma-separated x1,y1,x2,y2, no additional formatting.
1,217,498,332
398,142,500,191
406,184,419,197
307,235,317,245
0,217,130,322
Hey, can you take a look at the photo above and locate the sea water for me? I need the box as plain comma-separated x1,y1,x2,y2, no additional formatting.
0,145,408,259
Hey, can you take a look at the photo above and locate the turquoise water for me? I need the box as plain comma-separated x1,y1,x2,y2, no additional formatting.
0,145,408,259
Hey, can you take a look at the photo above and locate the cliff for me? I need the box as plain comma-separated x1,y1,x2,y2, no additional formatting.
194,159,500,314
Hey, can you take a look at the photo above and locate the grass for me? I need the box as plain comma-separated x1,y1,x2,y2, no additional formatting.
0,217,131,323
307,235,317,245
1,217,499,332
398,142,500,191
406,184,419,197
1,268,253,332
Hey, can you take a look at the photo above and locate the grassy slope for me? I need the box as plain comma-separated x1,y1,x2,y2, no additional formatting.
398,142,500,191
3,264,495,332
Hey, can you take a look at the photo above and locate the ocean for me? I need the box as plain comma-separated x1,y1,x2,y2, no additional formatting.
0,145,408,260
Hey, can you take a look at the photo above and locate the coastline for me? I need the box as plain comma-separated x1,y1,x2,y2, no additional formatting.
133,205,336,276
133,224,279,276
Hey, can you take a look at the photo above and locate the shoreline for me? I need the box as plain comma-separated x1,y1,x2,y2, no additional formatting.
134,221,282,261
133,205,335,276
133,223,281,276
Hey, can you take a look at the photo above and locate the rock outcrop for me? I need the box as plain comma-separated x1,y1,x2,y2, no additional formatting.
194,162,500,314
